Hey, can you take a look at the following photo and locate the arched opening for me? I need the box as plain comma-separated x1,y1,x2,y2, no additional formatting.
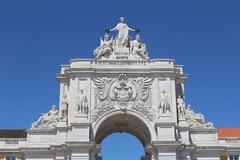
94,113,152,160
98,132,145,160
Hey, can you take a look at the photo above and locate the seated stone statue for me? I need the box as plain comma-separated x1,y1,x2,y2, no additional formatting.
94,33,113,59
131,34,148,59
32,105,59,129
185,105,214,129
185,105,204,122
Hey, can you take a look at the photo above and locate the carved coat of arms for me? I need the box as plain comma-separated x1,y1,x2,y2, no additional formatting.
92,73,155,121
110,74,136,103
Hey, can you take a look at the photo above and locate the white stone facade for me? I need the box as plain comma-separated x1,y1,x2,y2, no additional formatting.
0,18,240,160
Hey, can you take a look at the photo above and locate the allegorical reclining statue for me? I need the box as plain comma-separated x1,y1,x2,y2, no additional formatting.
176,95,214,129
31,105,59,129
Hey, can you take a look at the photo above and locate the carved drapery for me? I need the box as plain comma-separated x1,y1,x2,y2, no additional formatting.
185,106,214,129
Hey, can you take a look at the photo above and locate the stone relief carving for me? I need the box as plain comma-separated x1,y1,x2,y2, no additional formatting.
93,77,113,101
76,90,89,116
109,74,137,104
92,74,155,121
177,95,185,119
31,105,59,129
158,90,171,117
133,76,153,102
185,105,214,129
60,95,68,121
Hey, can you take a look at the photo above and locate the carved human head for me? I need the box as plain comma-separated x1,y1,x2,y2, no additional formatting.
120,16,125,23
52,105,57,110
136,34,141,41
104,33,109,41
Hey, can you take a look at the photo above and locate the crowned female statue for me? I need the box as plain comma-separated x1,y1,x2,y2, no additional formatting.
110,16,136,47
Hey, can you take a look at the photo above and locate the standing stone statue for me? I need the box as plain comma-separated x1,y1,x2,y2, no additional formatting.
110,16,135,47
60,95,68,120
159,90,171,115
131,34,148,59
94,33,113,59
177,95,185,119
77,90,89,116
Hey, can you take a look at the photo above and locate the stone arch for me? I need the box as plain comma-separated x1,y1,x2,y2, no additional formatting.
92,109,157,146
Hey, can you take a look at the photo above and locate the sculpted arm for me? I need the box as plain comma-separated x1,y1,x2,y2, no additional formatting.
127,26,135,32
130,41,134,51
110,24,119,32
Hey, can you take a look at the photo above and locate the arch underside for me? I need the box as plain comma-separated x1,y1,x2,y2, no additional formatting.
95,113,152,146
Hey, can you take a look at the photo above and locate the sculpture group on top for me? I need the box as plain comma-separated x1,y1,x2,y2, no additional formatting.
94,17,148,60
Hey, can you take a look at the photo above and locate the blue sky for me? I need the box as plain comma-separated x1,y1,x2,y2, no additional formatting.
0,0,239,160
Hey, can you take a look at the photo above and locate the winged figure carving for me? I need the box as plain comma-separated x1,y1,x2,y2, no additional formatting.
93,34,113,59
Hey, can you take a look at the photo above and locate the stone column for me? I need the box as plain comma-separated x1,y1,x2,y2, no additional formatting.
151,141,181,160
157,151,177,160
71,149,90,160
66,142,99,160
55,153,66,160
50,145,69,160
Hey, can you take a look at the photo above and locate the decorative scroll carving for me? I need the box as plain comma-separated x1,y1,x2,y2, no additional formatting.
93,78,113,101
31,105,59,129
131,105,155,121
92,74,155,122
133,76,153,102
185,105,214,129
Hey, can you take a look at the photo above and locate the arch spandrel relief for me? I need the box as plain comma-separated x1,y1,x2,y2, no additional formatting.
91,73,155,122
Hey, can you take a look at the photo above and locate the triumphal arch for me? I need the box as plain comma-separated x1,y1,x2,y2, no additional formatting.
1,17,240,160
